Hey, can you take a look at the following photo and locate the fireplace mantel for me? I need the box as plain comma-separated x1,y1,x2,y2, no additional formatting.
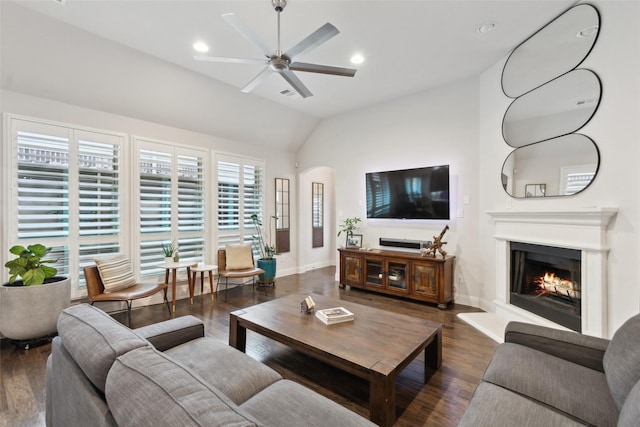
460,207,617,341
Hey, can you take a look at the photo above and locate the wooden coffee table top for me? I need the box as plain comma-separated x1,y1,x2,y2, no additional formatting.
230,293,441,378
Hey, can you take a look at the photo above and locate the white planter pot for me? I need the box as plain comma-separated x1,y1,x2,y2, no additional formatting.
0,277,71,341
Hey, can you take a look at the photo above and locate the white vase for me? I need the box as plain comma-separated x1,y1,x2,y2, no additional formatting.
0,277,71,341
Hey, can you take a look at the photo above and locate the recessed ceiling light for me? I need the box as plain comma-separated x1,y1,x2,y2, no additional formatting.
351,54,365,65
476,22,496,34
577,25,599,37
193,41,209,53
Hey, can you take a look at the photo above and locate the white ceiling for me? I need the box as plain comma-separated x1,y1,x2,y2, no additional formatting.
15,0,577,120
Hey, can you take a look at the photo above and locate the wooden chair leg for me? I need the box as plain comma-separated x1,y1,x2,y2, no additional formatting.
163,288,171,316
126,300,132,327
208,272,214,301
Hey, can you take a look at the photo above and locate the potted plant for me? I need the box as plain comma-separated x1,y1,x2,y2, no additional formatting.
250,213,277,284
1,244,70,348
162,241,178,262
338,217,362,247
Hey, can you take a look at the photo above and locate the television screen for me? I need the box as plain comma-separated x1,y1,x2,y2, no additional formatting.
366,165,450,219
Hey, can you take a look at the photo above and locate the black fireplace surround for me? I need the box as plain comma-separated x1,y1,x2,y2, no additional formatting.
510,242,581,332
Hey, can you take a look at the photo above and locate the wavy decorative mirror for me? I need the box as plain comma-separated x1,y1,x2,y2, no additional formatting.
503,69,601,147
502,4,600,98
500,3,601,198
501,134,599,198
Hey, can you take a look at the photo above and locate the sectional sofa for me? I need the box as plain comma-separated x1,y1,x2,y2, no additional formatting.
46,304,375,426
459,314,640,426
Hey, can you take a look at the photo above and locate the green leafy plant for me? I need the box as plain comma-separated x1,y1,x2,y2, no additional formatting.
162,241,176,257
337,217,362,237
4,244,58,286
250,213,277,260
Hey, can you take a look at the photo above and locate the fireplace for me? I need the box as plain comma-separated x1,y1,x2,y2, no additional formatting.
460,208,619,341
510,242,581,332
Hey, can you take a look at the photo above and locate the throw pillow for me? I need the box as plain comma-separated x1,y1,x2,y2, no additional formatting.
225,244,254,270
95,254,137,292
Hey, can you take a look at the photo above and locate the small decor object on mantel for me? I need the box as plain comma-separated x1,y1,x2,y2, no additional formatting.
338,217,362,248
316,307,354,325
301,296,315,314
421,225,449,259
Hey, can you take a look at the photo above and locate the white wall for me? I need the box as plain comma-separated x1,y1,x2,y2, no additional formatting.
477,0,640,336
298,0,640,336
297,77,482,304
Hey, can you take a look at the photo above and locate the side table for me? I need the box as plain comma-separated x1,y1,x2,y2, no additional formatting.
190,264,218,302
163,260,195,313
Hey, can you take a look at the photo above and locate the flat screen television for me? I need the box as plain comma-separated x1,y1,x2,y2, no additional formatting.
366,165,450,220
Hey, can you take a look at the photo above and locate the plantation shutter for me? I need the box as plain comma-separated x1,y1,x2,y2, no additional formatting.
135,139,206,278
9,117,125,297
216,155,264,251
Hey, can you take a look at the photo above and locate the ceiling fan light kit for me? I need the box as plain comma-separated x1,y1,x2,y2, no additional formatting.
194,0,357,98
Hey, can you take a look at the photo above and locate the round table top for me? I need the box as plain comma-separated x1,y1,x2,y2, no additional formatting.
190,264,218,272
162,260,198,269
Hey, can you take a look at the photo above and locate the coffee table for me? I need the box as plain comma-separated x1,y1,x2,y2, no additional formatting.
229,293,442,427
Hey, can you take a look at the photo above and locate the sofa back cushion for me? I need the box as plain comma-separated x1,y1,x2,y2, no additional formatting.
603,313,640,409
618,380,640,427
106,346,259,427
57,304,148,392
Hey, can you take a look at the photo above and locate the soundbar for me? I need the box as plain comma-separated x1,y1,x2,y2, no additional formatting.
379,238,431,250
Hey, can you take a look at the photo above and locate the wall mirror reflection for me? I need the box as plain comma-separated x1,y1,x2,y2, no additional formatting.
312,182,324,248
501,134,599,198
502,4,600,98
275,178,290,253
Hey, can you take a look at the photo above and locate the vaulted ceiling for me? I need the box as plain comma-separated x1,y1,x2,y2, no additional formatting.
2,0,577,151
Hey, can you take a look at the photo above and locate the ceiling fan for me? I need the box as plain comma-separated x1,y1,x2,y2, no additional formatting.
194,0,357,98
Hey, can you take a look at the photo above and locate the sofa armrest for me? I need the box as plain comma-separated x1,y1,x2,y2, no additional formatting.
134,315,204,351
504,321,609,371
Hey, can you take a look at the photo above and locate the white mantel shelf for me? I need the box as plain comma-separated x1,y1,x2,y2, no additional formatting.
461,207,618,342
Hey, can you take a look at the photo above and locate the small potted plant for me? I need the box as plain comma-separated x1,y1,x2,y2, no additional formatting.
250,213,277,284
162,241,178,262
1,244,70,348
338,217,362,247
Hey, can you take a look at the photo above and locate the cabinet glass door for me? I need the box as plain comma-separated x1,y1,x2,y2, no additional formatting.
413,263,438,297
365,258,384,287
387,260,408,291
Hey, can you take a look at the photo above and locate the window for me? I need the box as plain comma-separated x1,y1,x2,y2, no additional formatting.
6,116,125,298
135,138,206,278
216,154,265,253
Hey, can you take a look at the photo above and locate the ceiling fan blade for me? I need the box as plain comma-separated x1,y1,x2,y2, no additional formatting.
194,55,268,65
279,70,313,98
223,13,273,58
241,67,272,94
284,23,339,60
290,62,357,77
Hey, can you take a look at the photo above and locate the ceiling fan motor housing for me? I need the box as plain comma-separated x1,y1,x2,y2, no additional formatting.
272,0,286,12
269,56,290,72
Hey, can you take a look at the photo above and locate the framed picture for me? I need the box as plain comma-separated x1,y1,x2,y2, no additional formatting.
346,234,363,248
525,184,546,198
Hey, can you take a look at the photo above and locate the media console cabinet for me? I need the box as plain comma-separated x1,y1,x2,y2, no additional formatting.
339,248,454,309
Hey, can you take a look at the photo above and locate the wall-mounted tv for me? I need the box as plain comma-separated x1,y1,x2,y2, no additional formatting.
366,165,450,220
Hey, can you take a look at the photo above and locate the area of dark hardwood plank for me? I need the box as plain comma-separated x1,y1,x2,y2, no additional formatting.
0,266,497,426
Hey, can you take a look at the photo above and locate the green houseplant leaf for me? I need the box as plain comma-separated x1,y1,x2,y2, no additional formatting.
4,244,58,286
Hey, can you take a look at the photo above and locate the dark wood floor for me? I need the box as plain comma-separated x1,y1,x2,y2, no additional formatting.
0,266,497,427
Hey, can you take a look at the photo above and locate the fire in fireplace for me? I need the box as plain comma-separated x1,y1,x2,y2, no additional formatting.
510,242,581,332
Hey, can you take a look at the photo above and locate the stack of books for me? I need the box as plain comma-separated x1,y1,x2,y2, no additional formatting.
315,307,355,325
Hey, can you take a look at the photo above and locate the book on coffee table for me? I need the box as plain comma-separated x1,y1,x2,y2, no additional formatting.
315,307,354,325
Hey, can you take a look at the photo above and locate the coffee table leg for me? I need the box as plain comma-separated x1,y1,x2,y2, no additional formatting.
370,371,395,427
229,312,247,352
425,326,442,378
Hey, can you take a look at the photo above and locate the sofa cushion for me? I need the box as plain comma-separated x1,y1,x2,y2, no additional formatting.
618,380,640,427
458,382,585,427
94,255,137,292
483,342,618,427
225,244,254,270
603,313,640,410
241,379,376,426
57,304,148,392
165,336,282,404
106,346,259,427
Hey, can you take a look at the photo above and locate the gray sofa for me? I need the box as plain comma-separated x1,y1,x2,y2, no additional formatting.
459,314,640,427
46,304,375,427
